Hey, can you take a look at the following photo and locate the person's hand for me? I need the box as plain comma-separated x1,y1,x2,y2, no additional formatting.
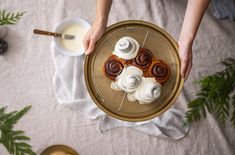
178,40,193,80
83,19,107,55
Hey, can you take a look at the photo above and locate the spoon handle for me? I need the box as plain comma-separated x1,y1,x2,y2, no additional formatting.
33,29,61,37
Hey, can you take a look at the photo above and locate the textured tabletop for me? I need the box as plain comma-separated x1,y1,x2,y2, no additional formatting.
0,0,235,155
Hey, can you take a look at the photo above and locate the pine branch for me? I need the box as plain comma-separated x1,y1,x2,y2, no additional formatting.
0,106,36,155
231,95,235,127
1,106,31,129
183,98,206,127
0,10,26,26
184,58,235,127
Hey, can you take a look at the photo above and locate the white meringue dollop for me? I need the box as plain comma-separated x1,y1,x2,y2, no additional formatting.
127,78,161,104
113,37,139,60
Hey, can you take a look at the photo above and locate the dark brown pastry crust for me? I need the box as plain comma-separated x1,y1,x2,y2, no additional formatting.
103,48,170,85
103,55,124,81
132,48,153,71
148,60,170,85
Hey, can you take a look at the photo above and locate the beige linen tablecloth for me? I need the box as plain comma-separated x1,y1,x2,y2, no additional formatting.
0,0,235,155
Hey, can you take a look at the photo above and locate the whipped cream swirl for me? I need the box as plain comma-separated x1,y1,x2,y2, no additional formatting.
113,37,139,60
111,66,143,93
127,78,161,104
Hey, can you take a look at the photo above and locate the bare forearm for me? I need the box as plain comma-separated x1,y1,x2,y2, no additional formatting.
83,0,112,54
179,0,210,44
178,0,210,79
95,0,113,25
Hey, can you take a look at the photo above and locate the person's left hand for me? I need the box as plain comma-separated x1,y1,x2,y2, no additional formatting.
178,41,193,80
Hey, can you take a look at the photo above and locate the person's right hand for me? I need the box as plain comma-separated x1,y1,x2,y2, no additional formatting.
178,40,193,80
83,19,107,55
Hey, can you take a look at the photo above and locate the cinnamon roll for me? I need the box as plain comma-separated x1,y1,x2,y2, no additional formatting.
149,60,170,85
113,37,140,60
111,66,143,93
127,77,161,104
132,48,153,71
104,55,124,81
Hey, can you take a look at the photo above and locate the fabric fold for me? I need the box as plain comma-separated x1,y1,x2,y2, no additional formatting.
213,0,235,21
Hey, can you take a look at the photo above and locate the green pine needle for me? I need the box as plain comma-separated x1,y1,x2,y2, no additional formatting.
184,58,235,127
231,95,235,127
0,106,36,155
0,10,26,26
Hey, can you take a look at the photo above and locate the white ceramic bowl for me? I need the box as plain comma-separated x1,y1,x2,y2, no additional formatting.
54,18,91,56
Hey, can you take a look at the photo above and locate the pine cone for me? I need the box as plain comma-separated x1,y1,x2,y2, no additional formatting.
0,39,8,54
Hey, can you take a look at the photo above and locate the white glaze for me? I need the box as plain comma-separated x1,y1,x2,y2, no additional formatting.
113,37,139,60
61,25,89,52
127,77,161,104
111,66,143,93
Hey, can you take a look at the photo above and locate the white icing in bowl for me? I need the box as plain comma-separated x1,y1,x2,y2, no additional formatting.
54,18,91,56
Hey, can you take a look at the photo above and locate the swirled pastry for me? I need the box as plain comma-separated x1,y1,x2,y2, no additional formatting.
103,37,171,104
127,77,161,104
104,55,124,81
111,66,143,93
149,60,170,85
113,37,140,60
132,48,153,71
